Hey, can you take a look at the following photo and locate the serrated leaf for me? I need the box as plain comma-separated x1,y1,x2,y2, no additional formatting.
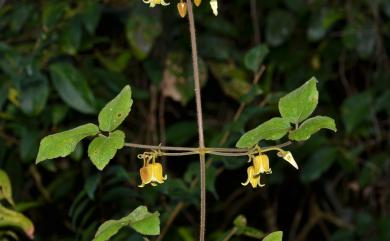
36,123,99,164
278,77,319,124
236,118,291,148
88,130,125,170
0,204,34,239
263,231,283,241
289,116,337,141
244,44,269,72
98,85,133,132
0,170,14,206
93,206,160,241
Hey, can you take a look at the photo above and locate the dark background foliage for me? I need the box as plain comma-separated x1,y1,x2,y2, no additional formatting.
0,0,389,240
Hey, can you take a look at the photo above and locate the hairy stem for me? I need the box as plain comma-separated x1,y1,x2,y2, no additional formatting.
186,1,206,240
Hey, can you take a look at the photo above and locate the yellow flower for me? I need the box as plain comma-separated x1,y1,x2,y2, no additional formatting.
242,154,272,188
139,162,167,187
241,166,264,188
194,0,202,7
143,0,170,8
252,154,272,174
277,151,298,169
177,1,187,18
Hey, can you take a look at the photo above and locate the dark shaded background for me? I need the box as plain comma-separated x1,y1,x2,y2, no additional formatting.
0,0,389,241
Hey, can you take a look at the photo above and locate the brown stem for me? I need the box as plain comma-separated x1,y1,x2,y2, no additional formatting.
156,202,185,241
186,1,206,240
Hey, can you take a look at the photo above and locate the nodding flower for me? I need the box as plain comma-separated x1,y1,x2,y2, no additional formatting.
252,154,272,174
139,162,167,187
138,151,167,187
143,0,170,8
242,154,271,188
241,165,264,188
177,1,187,18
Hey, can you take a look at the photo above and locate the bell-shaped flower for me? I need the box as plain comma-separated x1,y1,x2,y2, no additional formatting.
177,1,187,18
252,154,272,174
194,0,202,7
138,162,167,187
143,0,170,7
241,166,265,188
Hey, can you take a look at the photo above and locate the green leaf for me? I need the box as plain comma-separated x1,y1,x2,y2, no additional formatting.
244,44,269,72
209,62,251,102
341,91,372,134
93,206,160,241
289,116,336,141
42,1,67,30
84,174,101,200
263,231,283,241
0,170,14,206
60,17,82,55
233,215,264,239
278,77,319,124
88,130,125,171
50,63,97,114
301,147,337,182
36,123,99,164
236,118,291,148
82,1,102,34
98,85,133,132
163,52,208,105
20,73,49,116
126,10,162,60
265,10,295,46
0,204,34,239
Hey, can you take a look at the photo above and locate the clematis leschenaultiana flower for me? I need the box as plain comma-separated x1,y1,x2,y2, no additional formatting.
138,151,167,187
242,154,271,188
139,162,167,187
143,0,170,7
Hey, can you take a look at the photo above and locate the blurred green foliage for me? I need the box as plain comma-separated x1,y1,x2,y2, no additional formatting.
0,0,389,241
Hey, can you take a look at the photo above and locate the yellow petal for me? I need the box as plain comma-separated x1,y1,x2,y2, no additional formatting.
161,0,170,6
210,0,218,16
241,166,252,186
253,154,271,174
177,2,187,18
194,0,202,7
151,163,167,184
139,165,153,187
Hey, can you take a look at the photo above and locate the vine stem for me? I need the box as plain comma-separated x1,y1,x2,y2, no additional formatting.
186,1,206,240
124,141,291,155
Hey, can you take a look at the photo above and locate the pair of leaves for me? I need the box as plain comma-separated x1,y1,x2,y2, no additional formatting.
36,85,133,170
236,77,336,148
92,206,160,241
